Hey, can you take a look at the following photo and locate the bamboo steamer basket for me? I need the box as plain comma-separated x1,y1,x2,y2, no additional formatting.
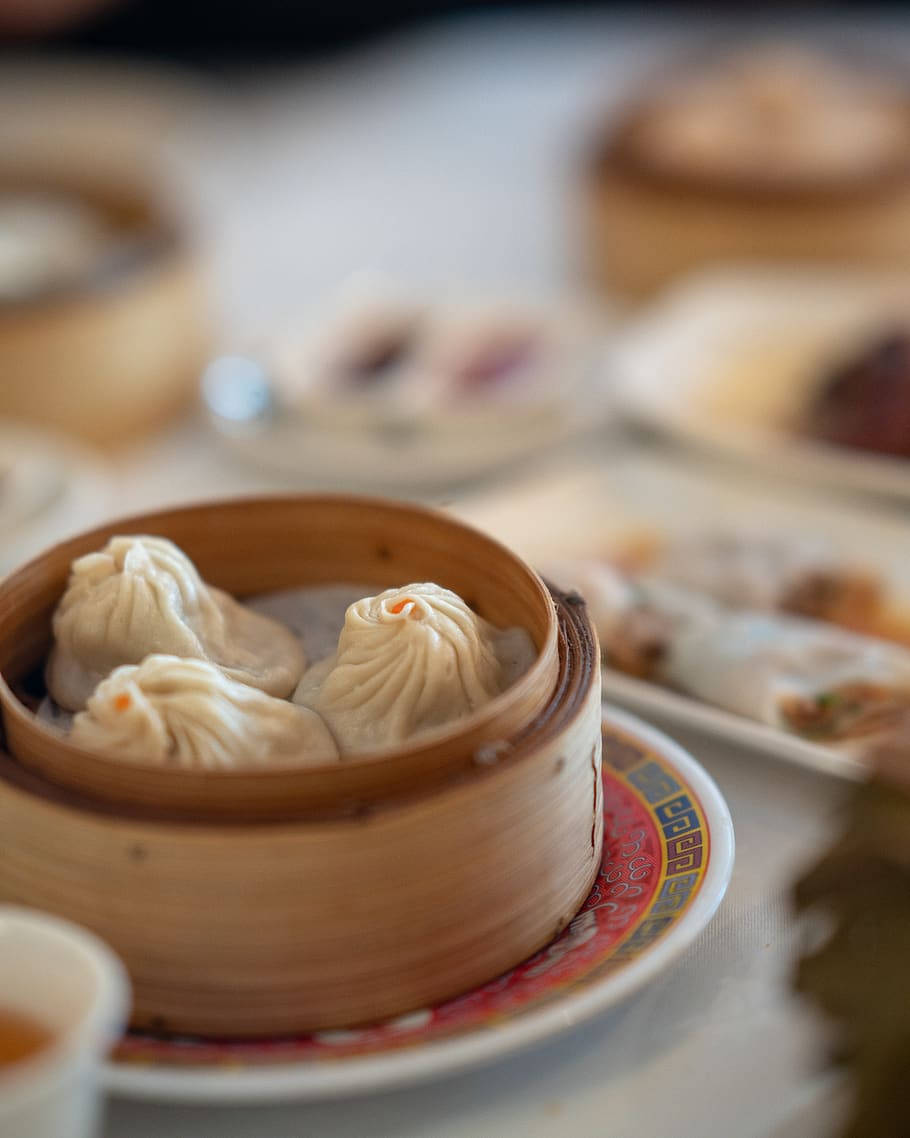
585,147,910,303
583,52,910,303
0,496,603,1037
0,163,208,446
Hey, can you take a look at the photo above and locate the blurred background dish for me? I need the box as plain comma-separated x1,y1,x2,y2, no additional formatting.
585,43,910,302
0,431,66,535
203,285,608,491
601,669,866,782
456,448,910,779
455,451,910,619
610,267,910,501
0,422,113,575
0,188,113,302
0,60,211,451
0,161,209,448
801,328,910,460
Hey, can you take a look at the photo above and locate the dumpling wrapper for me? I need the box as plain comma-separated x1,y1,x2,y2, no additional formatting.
70,654,338,769
47,535,306,710
293,582,536,753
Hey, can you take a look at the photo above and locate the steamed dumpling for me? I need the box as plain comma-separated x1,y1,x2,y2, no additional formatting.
47,535,305,710
293,582,535,753
70,655,338,769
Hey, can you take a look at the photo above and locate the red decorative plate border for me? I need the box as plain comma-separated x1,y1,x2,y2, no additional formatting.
106,708,732,1102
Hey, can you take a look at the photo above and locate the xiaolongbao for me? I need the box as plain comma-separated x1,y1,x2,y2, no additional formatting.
70,655,338,769
293,582,536,752
47,535,305,710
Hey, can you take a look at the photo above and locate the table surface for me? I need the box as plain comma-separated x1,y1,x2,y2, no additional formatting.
11,13,893,1136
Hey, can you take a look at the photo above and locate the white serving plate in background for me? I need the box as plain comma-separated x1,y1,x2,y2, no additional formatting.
602,669,864,782
454,448,910,780
453,449,910,592
207,400,597,493
610,267,910,502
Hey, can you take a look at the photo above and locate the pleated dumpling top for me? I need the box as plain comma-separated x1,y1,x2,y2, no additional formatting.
294,582,536,753
47,535,305,710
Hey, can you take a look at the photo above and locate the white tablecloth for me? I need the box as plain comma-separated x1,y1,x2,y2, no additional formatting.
12,13,889,1135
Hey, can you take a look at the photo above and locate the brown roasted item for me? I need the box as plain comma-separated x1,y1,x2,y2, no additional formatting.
804,331,910,460
781,568,883,628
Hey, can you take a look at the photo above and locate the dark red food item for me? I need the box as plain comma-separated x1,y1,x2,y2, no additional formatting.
805,331,910,459
341,326,415,387
454,333,539,392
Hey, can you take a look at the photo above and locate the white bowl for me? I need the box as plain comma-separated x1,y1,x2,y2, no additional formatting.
0,907,130,1138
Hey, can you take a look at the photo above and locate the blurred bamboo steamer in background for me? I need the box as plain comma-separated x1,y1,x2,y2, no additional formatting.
584,45,910,302
0,63,210,446
0,496,603,1036
0,162,209,447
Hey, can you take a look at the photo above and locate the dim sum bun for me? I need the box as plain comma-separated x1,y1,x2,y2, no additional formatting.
47,535,305,710
294,582,534,753
70,654,338,769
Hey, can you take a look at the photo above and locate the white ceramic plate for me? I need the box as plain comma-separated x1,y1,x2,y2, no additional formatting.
103,706,734,1104
454,449,910,781
207,400,597,493
602,670,864,782
610,267,910,501
203,294,610,493
454,449,910,603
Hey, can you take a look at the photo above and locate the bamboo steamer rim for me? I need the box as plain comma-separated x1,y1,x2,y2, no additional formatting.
0,583,596,833
0,494,563,821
